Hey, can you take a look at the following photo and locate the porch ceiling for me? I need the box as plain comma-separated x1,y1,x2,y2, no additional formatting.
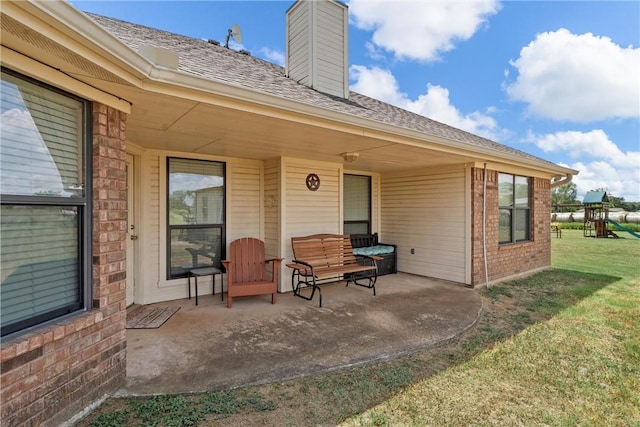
121,88,477,173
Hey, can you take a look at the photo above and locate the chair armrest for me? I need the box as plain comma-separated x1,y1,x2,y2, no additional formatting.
287,260,315,276
289,259,314,269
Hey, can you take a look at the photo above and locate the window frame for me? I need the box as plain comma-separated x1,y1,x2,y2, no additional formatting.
0,68,92,337
343,174,372,235
498,172,531,244
166,157,226,280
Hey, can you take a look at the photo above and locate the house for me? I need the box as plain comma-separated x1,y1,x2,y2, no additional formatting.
0,0,577,425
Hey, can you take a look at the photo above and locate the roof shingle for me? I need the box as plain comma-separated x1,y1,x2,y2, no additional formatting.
88,13,562,169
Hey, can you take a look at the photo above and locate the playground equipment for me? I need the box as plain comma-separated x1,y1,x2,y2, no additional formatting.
606,219,640,239
581,191,640,238
551,196,640,239
583,191,615,238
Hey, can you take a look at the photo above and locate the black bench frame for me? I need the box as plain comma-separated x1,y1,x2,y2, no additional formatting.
287,234,380,307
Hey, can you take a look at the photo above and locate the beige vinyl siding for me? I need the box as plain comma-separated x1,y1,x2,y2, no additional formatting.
286,1,310,86
372,173,380,234
227,162,262,243
138,154,263,304
381,167,466,283
314,0,347,98
147,153,161,292
286,0,347,98
282,159,341,285
263,159,280,260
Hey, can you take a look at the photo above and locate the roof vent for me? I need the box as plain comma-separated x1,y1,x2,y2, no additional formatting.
239,49,251,56
208,39,220,46
138,44,179,69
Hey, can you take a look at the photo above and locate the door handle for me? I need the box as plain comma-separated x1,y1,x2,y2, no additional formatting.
130,235,138,240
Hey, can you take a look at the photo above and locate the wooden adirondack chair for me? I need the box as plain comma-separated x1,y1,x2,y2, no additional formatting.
221,237,283,308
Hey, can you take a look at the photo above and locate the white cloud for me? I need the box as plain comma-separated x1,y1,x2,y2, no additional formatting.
349,0,501,62
532,130,640,201
568,160,640,202
350,65,501,140
533,129,640,168
259,47,285,67
505,29,640,122
350,65,407,105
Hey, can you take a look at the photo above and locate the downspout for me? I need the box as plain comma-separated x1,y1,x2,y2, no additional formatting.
550,174,573,188
482,163,490,288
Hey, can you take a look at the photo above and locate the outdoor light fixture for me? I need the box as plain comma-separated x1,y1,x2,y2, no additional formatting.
342,152,359,163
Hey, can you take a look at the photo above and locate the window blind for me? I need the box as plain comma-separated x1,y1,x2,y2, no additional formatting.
0,74,83,198
344,174,371,234
344,175,370,221
0,206,80,330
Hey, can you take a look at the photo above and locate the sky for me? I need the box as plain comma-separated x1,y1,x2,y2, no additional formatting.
71,0,640,202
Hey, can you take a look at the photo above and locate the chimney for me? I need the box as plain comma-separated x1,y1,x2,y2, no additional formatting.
286,0,349,99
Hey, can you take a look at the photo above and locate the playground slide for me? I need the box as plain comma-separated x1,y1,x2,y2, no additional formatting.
606,219,640,239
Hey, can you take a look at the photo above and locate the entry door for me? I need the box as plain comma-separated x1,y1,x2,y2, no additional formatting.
126,154,136,306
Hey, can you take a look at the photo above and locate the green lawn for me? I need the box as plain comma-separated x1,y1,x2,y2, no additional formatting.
83,230,640,426
345,230,640,426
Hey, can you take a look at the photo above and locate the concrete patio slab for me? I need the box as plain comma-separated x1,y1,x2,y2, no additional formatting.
118,273,482,396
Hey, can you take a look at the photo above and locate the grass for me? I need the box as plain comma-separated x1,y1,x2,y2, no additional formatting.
81,230,640,426
346,230,640,426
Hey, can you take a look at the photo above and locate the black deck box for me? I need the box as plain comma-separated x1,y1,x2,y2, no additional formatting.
350,233,397,276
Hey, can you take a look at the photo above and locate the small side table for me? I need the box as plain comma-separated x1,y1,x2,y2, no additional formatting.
188,267,223,305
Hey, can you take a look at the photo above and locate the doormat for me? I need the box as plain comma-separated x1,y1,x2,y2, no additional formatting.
126,306,180,329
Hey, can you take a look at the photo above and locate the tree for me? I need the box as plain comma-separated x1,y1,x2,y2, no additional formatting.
551,182,579,207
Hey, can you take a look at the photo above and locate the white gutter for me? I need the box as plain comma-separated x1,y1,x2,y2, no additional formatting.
550,174,574,188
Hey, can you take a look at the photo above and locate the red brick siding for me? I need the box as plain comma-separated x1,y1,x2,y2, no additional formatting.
471,168,551,286
0,104,127,427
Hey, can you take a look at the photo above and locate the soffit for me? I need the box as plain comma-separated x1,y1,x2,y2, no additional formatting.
1,13,132,87
110,85,479,172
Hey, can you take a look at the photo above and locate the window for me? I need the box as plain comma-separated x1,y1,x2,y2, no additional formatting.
167,158,225,279
1,69,91,337
498,173,531,244
344,174,371,235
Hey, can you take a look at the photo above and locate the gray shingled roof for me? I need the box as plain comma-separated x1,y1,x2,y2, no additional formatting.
88,13,562,169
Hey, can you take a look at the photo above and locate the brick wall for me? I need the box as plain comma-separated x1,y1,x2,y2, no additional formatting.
471,167,552,286
0,104,128,426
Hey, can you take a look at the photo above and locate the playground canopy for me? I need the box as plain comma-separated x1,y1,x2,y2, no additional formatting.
583,191,609,205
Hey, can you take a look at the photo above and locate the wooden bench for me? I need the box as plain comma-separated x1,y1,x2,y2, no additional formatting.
287,234,380,307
